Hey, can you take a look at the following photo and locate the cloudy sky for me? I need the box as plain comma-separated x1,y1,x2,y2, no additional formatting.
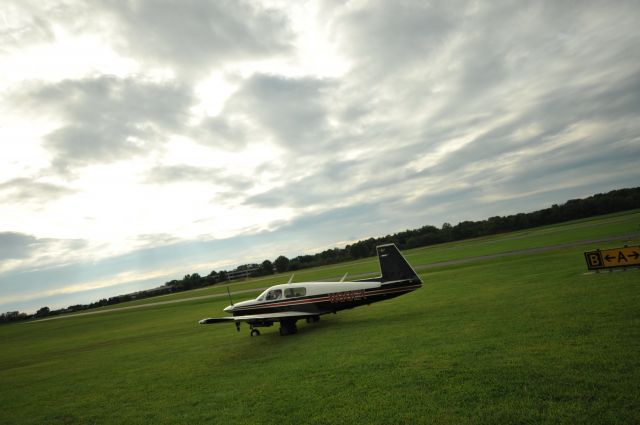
1,0,639,313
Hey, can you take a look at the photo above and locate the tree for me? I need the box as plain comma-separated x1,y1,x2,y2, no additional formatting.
260,260,274,275
274,255,290,273
441,222,453,241
35,306,50,317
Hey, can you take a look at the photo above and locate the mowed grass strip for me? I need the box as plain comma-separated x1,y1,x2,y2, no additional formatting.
1,239,639,424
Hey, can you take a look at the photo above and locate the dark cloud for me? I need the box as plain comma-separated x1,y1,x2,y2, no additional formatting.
191,116,248,150
245,159,366,208
327,0,640,127
146,165,253,191
100,0,292,75
3,0,292,76
244,151,436,210
0,232,37,260
16,76,195,173
147,165,216,183
223,74,335,152
0,231,88,264
333,0,460,74
0,178,74,203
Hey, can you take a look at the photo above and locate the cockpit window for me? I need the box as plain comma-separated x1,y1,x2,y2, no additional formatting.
284,287,307,298
266,289,282,301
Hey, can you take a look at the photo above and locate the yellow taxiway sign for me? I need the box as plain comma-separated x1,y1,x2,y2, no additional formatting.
584,246,640,271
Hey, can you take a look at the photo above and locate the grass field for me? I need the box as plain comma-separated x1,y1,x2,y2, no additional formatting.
1,212,639,424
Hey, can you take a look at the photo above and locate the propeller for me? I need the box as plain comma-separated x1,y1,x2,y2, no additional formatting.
340,272,348,283
226,286,234,306
226,287,240,332
287,274,295,284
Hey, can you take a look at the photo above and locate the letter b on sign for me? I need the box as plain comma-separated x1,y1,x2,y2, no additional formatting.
584,251,603,270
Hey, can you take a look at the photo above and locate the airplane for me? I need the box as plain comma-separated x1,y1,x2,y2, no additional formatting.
199,243,422,336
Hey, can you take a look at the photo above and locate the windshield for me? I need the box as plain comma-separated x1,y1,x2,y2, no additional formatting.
257,290,268,301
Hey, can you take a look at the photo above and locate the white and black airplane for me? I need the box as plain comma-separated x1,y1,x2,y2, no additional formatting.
199,244,422,336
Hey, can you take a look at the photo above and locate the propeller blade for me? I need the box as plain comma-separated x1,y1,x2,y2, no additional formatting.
339,272,348,283
287,274,295,284
226,286,234,306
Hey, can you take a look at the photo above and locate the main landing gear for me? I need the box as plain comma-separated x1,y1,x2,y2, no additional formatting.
248,316,320,336
305,315,320,324
279,319,298,336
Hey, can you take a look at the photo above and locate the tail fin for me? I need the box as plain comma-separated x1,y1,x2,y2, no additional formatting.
377,244,420,283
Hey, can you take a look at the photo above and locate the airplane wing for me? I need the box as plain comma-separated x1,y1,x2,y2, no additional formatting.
199,311,317,325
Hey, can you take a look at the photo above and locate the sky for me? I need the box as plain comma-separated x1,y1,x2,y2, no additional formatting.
1,0,639,314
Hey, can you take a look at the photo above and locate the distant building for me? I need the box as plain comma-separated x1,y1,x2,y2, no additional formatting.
227,264,260,281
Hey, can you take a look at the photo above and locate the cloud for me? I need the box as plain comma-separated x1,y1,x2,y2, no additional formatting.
0,232,37,260
332,0,460,75
2,0,293,77
0,232,88,263
14,76,195,173
221,74,336,152
100,0,293,75
191,116,249,150
146,164,253,191
0,2,55,50
0,178,74,203
245,158,374,208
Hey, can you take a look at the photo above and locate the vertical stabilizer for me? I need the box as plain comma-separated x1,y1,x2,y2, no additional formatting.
377,244,420,283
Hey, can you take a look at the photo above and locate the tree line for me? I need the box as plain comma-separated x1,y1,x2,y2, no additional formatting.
256,187,640,269
3,186,639,324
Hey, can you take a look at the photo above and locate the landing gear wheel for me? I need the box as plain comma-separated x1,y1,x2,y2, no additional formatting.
250,329,260,337
279,320,298,336
306,315,320,324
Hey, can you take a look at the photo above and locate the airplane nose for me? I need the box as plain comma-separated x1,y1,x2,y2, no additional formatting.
224,305,234,313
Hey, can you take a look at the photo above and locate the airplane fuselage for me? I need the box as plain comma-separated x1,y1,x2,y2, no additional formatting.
227,278,422,317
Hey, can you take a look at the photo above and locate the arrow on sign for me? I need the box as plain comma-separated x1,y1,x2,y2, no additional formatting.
630,251,640,260
604,254,615,261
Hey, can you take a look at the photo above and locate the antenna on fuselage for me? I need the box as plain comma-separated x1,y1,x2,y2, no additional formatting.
287,274,295,284
226,286,234,306
339,272,348,283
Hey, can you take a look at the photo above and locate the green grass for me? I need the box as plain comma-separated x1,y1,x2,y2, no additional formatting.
1,212,639,424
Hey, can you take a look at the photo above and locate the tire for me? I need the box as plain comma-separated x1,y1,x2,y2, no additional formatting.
279,319,298,336
250,329,260,337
